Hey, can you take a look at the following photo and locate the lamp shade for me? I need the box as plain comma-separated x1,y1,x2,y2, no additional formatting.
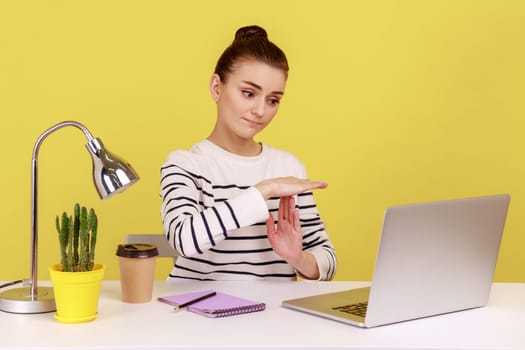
86,138,140,199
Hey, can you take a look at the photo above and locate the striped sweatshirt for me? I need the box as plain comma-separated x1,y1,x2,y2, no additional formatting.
160,140,337,281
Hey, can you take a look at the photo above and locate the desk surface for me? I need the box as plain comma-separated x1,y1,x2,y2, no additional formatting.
1,281,524,350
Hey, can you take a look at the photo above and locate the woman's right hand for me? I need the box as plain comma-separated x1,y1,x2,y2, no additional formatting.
255,176,327,200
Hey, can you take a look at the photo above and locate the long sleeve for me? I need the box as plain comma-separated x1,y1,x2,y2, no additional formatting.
160,163,268,257
295,191,337,280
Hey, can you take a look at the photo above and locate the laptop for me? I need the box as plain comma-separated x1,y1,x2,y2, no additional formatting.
282,194,510,328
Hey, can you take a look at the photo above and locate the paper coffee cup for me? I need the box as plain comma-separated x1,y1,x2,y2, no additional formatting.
116,244,159,303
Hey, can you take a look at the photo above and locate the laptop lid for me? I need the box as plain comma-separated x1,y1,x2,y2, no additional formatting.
282,194,510,328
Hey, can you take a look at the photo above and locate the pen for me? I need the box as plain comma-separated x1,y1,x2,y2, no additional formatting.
174,291,217,311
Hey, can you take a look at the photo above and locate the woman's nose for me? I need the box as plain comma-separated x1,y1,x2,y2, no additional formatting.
251,99,265,117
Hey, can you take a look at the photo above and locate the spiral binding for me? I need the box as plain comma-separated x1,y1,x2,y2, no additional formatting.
211,303,266,318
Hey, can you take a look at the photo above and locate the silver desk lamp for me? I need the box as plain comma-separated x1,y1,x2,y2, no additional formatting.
0,121,140,314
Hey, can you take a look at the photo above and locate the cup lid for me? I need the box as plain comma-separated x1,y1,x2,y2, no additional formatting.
116,244,159,258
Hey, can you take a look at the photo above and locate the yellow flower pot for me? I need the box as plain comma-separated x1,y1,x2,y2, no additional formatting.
49,263,105,323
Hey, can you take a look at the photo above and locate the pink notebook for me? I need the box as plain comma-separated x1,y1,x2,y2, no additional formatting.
158,290,266,318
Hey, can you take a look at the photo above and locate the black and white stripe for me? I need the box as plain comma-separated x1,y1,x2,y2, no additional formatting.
160,141,337,281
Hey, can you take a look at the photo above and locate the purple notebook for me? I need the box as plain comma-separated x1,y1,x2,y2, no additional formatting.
158,290,265,318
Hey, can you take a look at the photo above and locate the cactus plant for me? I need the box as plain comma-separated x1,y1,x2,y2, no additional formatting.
55,203,98,272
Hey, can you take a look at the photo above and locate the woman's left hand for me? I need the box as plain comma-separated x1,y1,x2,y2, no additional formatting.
266,196,320,279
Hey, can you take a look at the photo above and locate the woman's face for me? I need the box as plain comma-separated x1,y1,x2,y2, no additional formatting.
211,60,287,141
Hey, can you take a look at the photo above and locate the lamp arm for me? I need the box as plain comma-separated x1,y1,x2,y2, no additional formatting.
30,121,96,298
32,121,95,160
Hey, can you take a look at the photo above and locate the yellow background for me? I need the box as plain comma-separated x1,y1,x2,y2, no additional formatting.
0,1,523,281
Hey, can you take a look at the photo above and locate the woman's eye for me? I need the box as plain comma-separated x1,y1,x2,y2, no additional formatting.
242,90,253,97
269,98,280,105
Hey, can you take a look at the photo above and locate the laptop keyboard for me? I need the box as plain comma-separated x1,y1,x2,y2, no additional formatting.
332,302,368,317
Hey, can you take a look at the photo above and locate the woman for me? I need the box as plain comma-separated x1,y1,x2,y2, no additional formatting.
160,25,336,280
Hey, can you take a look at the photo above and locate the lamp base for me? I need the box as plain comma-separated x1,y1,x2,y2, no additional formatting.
0,286,55,314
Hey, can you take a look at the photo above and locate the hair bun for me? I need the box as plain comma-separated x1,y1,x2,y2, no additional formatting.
234,25,268,41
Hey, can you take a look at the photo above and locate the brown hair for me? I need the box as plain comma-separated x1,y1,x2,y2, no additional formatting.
214,25,289,82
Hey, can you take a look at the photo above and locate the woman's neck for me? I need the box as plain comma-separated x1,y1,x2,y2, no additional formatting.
207,134,262,157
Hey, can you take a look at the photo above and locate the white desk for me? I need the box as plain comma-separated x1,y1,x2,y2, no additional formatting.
1,281,524,350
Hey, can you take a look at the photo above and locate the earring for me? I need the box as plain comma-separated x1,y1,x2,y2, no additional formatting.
215,96,219,102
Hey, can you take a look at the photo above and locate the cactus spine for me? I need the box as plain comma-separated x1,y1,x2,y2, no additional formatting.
55,203,98,272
